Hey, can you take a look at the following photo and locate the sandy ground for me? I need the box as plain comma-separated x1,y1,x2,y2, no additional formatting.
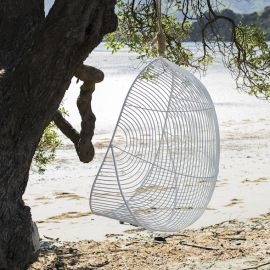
24,110,270,241
23,47,270,269
30,212,270,270
22,49,270,270
24,63,270,241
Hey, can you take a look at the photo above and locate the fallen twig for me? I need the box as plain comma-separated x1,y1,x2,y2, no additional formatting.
90,260,109,268
179,242,219,251
241,261,270,270
125,241,139,246
43,235,59,242
164,234,190,239
221,237,246,241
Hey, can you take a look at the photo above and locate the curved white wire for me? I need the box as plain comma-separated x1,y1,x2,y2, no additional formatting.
90,57,220,232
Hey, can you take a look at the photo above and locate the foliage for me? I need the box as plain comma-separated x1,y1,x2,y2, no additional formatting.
229,23,270,98
105,0,270,99
105,0,213,70
32,106,68,173
33,122,62,174
190,6,270,41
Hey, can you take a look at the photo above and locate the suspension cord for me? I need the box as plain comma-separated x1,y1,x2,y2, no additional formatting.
155,0,166,56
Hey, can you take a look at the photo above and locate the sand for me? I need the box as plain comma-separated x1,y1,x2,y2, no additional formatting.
30,212,270,270
24,113,270,241
23,46,270,241
23,45,270,270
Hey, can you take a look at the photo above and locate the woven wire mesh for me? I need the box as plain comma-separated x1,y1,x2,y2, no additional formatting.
90,57,220,232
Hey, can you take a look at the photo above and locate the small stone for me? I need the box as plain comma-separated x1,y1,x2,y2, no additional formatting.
70,258,77,266
154,236,167,243
55,260,64,268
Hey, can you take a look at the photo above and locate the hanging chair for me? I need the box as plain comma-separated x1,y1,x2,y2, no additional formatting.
89,57,220,232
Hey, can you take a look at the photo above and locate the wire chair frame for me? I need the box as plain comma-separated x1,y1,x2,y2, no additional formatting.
90,57,220,232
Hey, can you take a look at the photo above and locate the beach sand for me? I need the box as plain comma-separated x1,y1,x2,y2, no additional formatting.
24,49,270,241
30,212,270,270
24,45,270,268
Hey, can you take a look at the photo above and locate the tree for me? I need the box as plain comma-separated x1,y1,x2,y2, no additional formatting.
0,1,117,269
0,0,269,269
106,0,270,98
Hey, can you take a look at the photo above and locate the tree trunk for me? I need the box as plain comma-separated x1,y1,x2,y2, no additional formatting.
0,1,117,269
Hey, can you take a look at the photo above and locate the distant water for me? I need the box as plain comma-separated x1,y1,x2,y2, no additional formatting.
64,42,269,136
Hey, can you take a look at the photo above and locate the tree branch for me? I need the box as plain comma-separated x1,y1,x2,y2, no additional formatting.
53,111,80,146
53,65,104,163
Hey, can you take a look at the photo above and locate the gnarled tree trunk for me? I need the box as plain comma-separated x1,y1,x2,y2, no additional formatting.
0,1,117,269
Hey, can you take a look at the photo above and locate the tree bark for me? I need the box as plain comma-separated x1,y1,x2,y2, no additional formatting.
0,0,44,69
0,1,117,269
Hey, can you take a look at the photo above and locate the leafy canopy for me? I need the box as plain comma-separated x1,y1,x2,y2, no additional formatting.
106,0,270,98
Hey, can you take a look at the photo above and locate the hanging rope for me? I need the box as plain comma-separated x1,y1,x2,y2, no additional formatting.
155,0,166,56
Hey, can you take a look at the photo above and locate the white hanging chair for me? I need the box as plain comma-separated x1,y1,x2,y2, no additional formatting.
89,57,220,232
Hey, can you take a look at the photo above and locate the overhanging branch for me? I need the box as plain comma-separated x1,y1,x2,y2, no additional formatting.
53,111,80,146
53,64,104,163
